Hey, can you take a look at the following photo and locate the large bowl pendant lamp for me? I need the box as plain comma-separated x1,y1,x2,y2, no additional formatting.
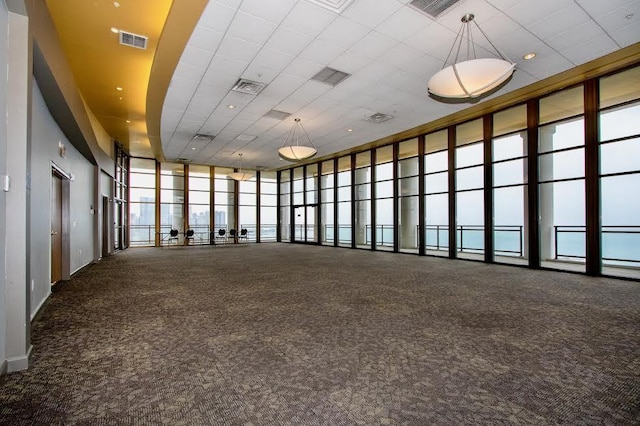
278,118,317,161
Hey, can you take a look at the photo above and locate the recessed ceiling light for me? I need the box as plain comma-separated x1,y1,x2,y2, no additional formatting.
523,52,536,60
116,86,123,91
347,129,353,132
110,27,119,34
625,13,634,19
227,104,235,109
113,1,120,8
118,97,123,101
191,147,196,150
125,120,130,123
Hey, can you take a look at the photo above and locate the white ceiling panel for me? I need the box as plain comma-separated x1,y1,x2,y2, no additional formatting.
341,0,403,29
349,30,399,59
239,0,297,24
280,1,338,37
161,0,640,169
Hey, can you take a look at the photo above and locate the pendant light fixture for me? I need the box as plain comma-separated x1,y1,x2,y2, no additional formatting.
278,118,317,161
228,153,253,181
427,13,516,100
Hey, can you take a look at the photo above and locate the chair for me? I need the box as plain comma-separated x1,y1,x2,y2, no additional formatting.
229,229,237,243
184,229,195,245
215,228,227,245
167,229,179,245
238,228,248,243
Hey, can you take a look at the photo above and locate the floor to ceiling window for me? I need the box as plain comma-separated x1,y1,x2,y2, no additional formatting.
455,119,485,260
305,164,318,243
279,170,291,242
598,66,640,279
538,86,586,272
214,167,235,234
188,164,211,244
424,130,449,256
114,143,129,250
320,159,335,246
375,146,394,251
354,152,372,249
260,171,278,242
129,158,156,246
238,177,257,242
398,138,419,254
337,156,352,247
492,104,528,265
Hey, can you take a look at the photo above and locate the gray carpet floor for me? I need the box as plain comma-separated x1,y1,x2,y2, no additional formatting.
1,243,639,425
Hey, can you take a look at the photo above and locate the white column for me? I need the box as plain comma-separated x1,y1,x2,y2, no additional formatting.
5,10,31,372
539,127,556,262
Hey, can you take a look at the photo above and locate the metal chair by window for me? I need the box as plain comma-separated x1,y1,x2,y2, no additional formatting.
167,229,179,245
184,229,195,245
215,228,227,245
238,228,248,243
229,228,237,243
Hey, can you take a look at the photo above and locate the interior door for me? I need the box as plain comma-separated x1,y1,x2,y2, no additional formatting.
51,172,63,284
293,206,305,242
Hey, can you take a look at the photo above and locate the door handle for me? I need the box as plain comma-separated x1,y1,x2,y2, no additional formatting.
51,231,58,235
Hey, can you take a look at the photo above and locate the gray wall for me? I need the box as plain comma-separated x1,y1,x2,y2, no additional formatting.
0,1,9,372
29,80,96,318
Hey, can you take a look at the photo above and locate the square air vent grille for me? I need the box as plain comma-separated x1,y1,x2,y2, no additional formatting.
193,133,214,141
263,110,291,120
231,78,266,95
365,113,394,123
305,0,356,14
311,67,351,87
119,31,148,49
408,0,461,18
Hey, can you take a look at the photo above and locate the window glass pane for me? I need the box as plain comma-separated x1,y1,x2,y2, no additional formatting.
456,142,483,168
322,160,334,175
375,162,393,181
425,171,448,194
398,195,419,252
239,180,257,193
456,119,483,147
539,149,585,181
161,189,184,202
599,103,640,142
130,188,155,202
493,159,525,186
398,138,418,159
189,191,209,205
261,194,277,206
425,150,448,174
239,192,256,205
337,170,351,187
600,138,640,175
377,146,393,163
539,85,584,125
493,104,527,136
375,198,394,250
337,186,351,202
539,118,584,153
321,188,334,203
494,186,526,259
161,174,184,189
355,152,371,168
376,180,394,198
456,166,484,191
355,183,371,200
189,178,209,191
425,130,448,154
130,173,155,188
398,157,418,178
399,177,418,196
456,190,484,255
293,167,304,180
493,133,526,161
601,174,640,267
425,193,448,253
355,165,371,184
130,158,156,173
599,66,640,109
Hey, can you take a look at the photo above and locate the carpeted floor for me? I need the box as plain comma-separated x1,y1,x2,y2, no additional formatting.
1,243,639,425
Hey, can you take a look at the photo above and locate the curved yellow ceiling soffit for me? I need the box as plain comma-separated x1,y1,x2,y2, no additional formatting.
45,0,182,158
147,0,209,162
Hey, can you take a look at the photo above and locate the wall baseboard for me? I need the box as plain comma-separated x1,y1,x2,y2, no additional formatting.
7,344,32,373
0,360,7,376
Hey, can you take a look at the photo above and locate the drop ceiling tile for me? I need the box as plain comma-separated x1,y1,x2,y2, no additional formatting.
252,46,296,71
404,23,457,60
179,45,214,68
486,0,521,9
517,51,574,79
575,0,637,18
216,35,262,62
265,26,314,57
595,3,640,34
257,73,308,99
377,43,423,72
528,6,591,40
240,0,297,24
299,38,347,64
199,1,237,32
349,30,399,59
317,16,371,49
435,0,501,32
341,0,403,29
227,10,278,46
281,1,338,37
187,25,224,53
560,36,620,64
201,56,250,84
284,56,325,79
504,0,575,26
610,18,640,46
380,7,431,40
545,20,608,53
329,50,371,74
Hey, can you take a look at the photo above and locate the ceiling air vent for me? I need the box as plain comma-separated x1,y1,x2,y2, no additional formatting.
231,78,266,95
176,158,191,163
263,110,292,120
305,0,356,14
365,113,394,123
311,67,351,87
119,31,148,50
408,0,461,19
193,133,214,141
